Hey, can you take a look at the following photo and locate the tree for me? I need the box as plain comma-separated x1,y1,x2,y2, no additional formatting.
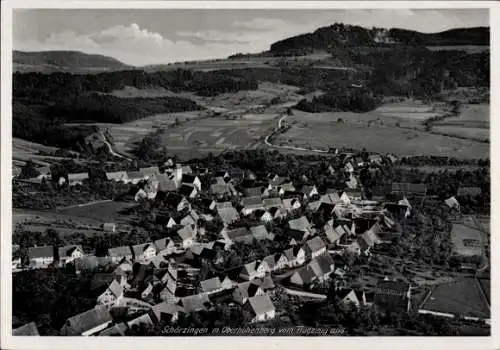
19,160,40,179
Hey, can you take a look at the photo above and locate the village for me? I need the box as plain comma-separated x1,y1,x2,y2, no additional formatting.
11,148,490,336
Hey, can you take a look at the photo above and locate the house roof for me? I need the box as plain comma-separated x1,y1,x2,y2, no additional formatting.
293,265,316,284
320,193,341,205
127,171,144,180
269,176,287,187
299,185,317,194
181,165,193,174
12,322,40,336
241,196,264,208
179,184,196,197
216,201,233,209
150,302,184,322
108,279,123,298
244,187,264,197
250,225,269,240
156,173,178,192
154,238,172,252
324,223,344,243
62,306,112,335
263,198,283,208
68,172,89,181
254,275,275,290
58,245,83,258
279,182,295,192
217,207,239,224
445,196,460,208
309,253,335,277
182,174,198,184
226,227,252,243
235,281,263,299
200,277,222,293
106,171,128,181
246,294,275,316
28,246,54,259
288,216,311,233
305,236,326,253
131,243,153,257
283,198,300,209
140,166,160,177
164,193,186,207
284,246,304,260
177,226,195,241
308,201,322,212
108,246,132,258
179,293,212,313
211,183,232,195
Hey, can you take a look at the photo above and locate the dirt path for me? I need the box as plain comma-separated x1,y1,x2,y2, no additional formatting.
100,131,133,161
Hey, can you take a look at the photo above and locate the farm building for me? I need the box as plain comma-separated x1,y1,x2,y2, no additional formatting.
374,280,412,313
60,306,113,336
103,223,117,232
68,173,89,187
244,294,276,323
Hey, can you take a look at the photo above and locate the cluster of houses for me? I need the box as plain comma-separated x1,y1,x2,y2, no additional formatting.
20,153,475,335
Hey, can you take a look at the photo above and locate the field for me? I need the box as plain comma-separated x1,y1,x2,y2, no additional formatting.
426,45,489,54
276,110,489,159
450,217,485,257
432,104,489,141
419,278,490,319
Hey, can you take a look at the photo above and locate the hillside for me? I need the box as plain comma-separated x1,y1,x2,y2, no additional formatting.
13,50,132,73
270,24,489,54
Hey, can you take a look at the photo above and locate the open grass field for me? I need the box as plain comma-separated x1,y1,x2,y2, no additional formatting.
420,278,490,319
58,201,136,223
432,104,489,141
277,111,489,159
450,216,485,257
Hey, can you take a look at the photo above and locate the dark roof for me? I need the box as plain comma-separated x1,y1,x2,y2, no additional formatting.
244,187,265,197
179,184,196,196
241,196,264,207
28,246,54,259
58,245,83,258
61,306,112,335
164,192,185,206
12,322,40,336
182,174,198,183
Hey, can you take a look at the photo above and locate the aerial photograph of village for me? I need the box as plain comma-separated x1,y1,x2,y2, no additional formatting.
9,7,490,337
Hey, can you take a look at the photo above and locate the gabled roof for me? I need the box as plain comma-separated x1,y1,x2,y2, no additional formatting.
226,227,252,243
244,187,265,197
246,294,275,316
179,293,212,313
298,185,317,195
320,193,341,205
445,196,460,208
283,198,301,209
308,200,322,211
217,206,239,224
179,184,196,197
250,225,269,240
108,246,132,258
241,196,264,208
140,166,160,177
182,174,198,184
269,176,287,187
211,183,233,195
288,216,312,233
131,243,154,257
28,246,54,259
127,171,144,180
200,277,222,293
181,165,193,174
216,201,233,209
58,245,83,258
62,306,112,335
68,172,89,181
108,279,123,298
235,281,263,299
164,192,187,207
292,265,316,284
156,173,178,192
324,223,344,243
106,171,128,181
309,253,335,277
177,225,196,241
149,302,184,322
279,182,295,192
304,236,326,253
13,322,40,336
263,198,283,208
284,246,304,260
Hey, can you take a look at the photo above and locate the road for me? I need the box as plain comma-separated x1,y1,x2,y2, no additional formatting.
100,131,133,161
56,199,113,211
264,114,329,154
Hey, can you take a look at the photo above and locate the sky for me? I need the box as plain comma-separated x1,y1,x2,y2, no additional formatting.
13,8,489,66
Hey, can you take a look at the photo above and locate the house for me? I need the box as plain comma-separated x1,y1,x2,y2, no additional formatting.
12,245,21,270
215,170,231,181
290,265,317,286
278,182,296,196
324,221,346,245
98,323,128,336
337,289,366,308
156,173,180,192
398,197,412,218
297,185,319,199
97,279,124,307
244,186,270,198
162,192,191,212
309,253,335,282
240,260,270,280
269,175,287,188
12,322,40,336
200,276,224,295
233,281,265,304
368,154,383,165
107,246,133,264
250,225,272,241
320,192,341,205
181,165,193,175
344,162,355,173
102,222,116,232
182,174,202,191
106,171,129,183
262,253,288,271
283,198,301,212
257,210,274,223
267,207,286,221
457,186,482,197
263,197,283,210
131,243,157,263
126,171,145,184
374,280,412,313
28,246,54,268
244,294,276,323
178,293,213,313
341,189,363,203
179,184,198,199
288,216,315,241
60,306,113,336
155,214,177,228
74,255,109,273
201,198,217,211
58,245,84,266
175,225,197,249
148,302,184,324
217,205,240,226
223,227,253,244
346,174,359,189
283,246,306,267
180,210,199,228
68,172,89,186
240,196,264,215
210,183,235,198
140,166,160,179
303,236,327,259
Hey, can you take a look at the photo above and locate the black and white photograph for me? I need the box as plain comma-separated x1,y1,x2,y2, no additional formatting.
0,1,496,348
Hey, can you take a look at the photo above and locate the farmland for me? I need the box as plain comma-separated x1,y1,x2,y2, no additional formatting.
425,45,489,54
275,109,489,159
432,103,489,141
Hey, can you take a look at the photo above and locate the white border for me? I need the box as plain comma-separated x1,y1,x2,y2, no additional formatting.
1,1,497,350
